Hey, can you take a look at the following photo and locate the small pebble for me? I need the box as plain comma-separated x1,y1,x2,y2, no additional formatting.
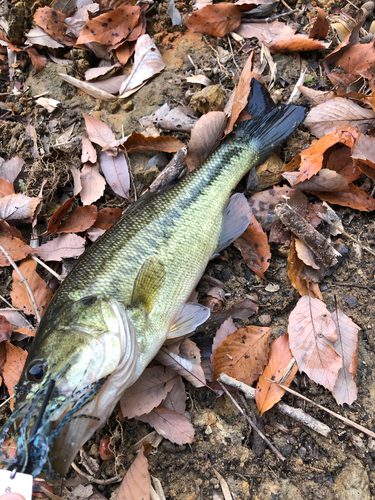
345,296,358,308
258,314,272,326
265,283,280,292
297,447,307,459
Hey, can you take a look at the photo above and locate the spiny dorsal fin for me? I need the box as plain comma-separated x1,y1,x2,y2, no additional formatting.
131,256,166,315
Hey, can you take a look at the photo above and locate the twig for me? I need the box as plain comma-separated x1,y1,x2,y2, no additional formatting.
213,469,233,500
242,8,299,23
71,462,121,485
265,379,375,439
0,295,17,309
217,380,286,461
0,394,14,410
31,255,63,281
0,245,41,324
281,0,294,10
219,373,331,437
227,35,241,74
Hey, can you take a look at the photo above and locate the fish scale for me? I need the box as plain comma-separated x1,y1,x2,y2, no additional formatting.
0,80,306,477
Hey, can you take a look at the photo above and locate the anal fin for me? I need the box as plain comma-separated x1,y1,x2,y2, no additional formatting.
166,302,210,344
215,193,252,255
131,257,166,315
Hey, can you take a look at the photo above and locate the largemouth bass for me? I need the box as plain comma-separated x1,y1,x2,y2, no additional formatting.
0,80,305,477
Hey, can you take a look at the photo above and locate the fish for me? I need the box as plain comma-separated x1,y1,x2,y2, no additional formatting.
0,79,305,478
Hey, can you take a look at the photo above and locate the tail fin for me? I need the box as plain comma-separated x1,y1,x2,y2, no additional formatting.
234,79,306,165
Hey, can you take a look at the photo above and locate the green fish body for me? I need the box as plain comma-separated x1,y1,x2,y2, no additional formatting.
0,80,305,477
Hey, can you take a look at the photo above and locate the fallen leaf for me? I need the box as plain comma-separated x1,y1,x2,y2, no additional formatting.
80,163,106,205
210,316,237,374
10,258,53,317
288,295,342,392
0,221,33,267
3,342,27,405
33,7,74,46
64,3,100,38
85,63,121,81
326,145,361,183
100,150,130,199
352,133,375,166
35,97,59,113
304,98,375,138
0,308,35,337
160,377,186,414
0,178,14,197
115,40,136,65
56,205,98,234
137,407,194,445
256,334,298,415
267,35,329,53
87,74,128,95
35,234,86,262
323,19,363,74
81,135,97,164
212,326,272,386
201,299,258,330
298,85,335,106
154,347,206,388
119,35,165,98
82,112,116,149
77,5,140,46
117,444,150,500
120,366,180,419
234,215,271,279
58,74,117,100
26,47,47,75
25,26,65,49
0,316,12,342
0,194,41,223
144,103,197,132
185,4,242,37
294,238,320,270
0,155,25,183
312,183,375,211
283,169,349,192
93,207,123,229
186,75,213,86
287,237,323,300
332,308,360,405
309,7,329,40
45,196,76,235
236,20,296,44
185,111,227,171
121,131,184,153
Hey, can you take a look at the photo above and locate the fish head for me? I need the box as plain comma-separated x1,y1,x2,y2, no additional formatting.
0,295,138,477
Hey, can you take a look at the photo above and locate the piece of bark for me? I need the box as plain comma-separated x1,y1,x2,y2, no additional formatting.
276,203,339,269
150,147,188,192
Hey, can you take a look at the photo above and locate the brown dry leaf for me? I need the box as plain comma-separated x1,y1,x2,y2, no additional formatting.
203,299,258,331
154,346,206,388
93,207,123,230
352,133,375,166
233,215,271,279
58,74,117,100
0,316,12,342
160,377,186,414
77,5,140,46
294,238,320,270
0,308,35,337
185,111,227,172
212,326,272,386
256,334,298,415
120,366,180,419
355,159,375,181
298,86,335,106
137,407,194,445
323,19,363,73
0,155,25,183
209,316,237,378
3,342,27,404
184,4,242,37
309,7,329,40
11,258,53,317
119,35,165,98
312,183,375,211
0,221,33,267
45,196,75,235
117,444,150,500
0,194,41,223
33,7,74,46
26,47,47,75
288,295,342,392
326,145,361,183
81,135,97,164
332,308,360,405
283,169,349,192
287,237,323,300
85,63,121,81
0,178,14,197
80,163,106,206
56,205,98,234
236,20,296,44
224,53,257,136
304,98,375,138
100,151,130,199
82,112,116,149
122,131,184,153
115,41,135,65
35,234,86,262
267,35,329,53
284,127,359,183
26,26,65,49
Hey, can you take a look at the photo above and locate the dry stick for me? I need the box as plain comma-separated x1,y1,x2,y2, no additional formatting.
0,245,41,324
71,462,121,485
217,380,286,461
242,8,299,22
265,379,375,439
31,255,63,281
219,373,331,437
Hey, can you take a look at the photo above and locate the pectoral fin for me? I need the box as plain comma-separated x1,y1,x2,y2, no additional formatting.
166,302,210,344
131,257,166,315
215,193,252,256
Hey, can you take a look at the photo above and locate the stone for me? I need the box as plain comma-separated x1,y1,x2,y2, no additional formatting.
334,459,371,500
190,84,224,114
345,296,358,308
258,314,272,326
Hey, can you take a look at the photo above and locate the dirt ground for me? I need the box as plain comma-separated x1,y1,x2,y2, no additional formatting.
1,1,375,499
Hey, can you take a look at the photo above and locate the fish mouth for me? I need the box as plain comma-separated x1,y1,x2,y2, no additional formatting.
0,371,107,478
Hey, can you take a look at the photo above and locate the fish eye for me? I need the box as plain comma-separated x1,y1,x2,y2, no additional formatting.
27,360,47,382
